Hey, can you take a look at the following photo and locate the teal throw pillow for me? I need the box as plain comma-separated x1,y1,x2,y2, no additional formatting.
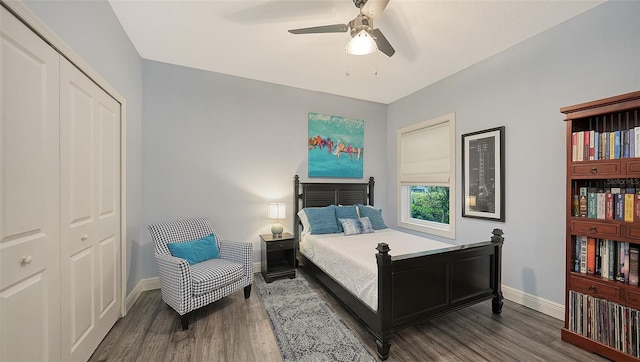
304,206,340,235
167,233,220,265
358,205,387,230
335,205,359,232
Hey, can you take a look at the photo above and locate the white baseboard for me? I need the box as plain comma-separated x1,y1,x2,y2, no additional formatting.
125,277,565,321
502,284,564,320
125,277,160,314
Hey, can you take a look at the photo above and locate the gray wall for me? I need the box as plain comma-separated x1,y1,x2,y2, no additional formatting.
22,0,143,294
18,0,640,307
141,60,388,273
386,0,640,304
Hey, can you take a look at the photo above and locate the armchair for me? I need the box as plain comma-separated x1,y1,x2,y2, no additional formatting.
148,217,253,329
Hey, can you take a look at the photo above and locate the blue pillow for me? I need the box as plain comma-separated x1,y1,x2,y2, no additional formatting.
304,206,340,235
335,205,358,232
338,218,362,236
358,205,387,230
167,233,220,265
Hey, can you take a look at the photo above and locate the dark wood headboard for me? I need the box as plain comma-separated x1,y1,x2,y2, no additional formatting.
293,175,374,241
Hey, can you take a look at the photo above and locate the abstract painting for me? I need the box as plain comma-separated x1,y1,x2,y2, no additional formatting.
308,112,364,178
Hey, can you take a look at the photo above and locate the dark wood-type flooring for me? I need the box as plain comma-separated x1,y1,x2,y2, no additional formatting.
89,271,609,362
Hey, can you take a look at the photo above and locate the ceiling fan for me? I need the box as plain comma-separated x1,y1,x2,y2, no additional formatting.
288,0,395,57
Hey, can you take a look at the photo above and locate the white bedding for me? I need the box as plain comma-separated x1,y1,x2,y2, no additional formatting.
299,228,457,311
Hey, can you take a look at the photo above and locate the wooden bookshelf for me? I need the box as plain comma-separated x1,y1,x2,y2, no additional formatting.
562,90,640,361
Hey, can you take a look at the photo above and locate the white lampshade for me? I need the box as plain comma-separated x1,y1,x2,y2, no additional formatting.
345,29,377,55
268,203,286,219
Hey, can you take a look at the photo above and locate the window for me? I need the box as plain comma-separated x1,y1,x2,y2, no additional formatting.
397,113,455,238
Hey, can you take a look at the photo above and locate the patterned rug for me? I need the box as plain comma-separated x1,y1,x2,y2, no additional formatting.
255,272,376,362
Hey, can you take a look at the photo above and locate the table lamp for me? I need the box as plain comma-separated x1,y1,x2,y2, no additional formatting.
268,203,286,238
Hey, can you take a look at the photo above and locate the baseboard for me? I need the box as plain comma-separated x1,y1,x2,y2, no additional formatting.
502,285,564,320
125,277,161,313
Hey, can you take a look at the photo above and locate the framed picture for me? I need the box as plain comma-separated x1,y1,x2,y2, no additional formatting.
308,112,364,178
462,126,505,221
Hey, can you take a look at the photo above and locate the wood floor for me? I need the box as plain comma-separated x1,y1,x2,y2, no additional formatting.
89,271,609,362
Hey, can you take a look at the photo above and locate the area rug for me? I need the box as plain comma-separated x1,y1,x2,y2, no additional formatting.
255,272,376,362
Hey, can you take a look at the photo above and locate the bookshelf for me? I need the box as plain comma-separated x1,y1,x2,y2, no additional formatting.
562,90,640,362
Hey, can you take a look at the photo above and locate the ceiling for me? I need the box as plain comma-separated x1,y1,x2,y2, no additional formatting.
108,0,605,104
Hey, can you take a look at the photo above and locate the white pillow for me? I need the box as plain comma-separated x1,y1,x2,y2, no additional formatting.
297,209,311,233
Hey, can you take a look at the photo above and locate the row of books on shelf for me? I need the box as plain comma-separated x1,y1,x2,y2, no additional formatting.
572,128,640,161
568,290,640,357
573,237,640,285
572,186,640,222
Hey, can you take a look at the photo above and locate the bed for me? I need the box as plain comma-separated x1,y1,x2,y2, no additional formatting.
293,175,504,360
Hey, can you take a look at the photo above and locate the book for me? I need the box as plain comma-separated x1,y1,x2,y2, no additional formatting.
572,132,577,161
601,239,609,279
614,189,625,221
614,130,621,159
603,131,610,160
579,187,588,218
610,131,616,159
605,192,614,220
635,194,640,222
578,131,584,161
630,247,639,286
609,239,616,280
572,195,580,217
580,236,588,274
590,130,595,160
585,131,591,161
575,237,582,272
625,193,635,222
623,129,630,158
596,191,605,219
636,126,640,157
630,128,635,159
623,242,630,282
587,237,596,275
587,187,597,218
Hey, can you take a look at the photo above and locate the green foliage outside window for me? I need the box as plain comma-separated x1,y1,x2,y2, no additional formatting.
410,186,450,224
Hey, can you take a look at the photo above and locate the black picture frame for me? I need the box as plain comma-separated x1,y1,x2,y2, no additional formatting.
462,126,505,221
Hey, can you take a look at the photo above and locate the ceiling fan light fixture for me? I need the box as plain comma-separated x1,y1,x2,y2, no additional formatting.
345,29,377,55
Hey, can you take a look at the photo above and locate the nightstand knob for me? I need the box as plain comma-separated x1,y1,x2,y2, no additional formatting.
590,167,598,174
588,285,597,293
589,226,597,233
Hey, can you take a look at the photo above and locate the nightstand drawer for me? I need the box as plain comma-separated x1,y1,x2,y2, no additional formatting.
267,239,294,252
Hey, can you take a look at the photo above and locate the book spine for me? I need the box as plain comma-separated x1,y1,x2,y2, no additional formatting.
624,129,630,158
581,236,588,274
615,193,625,221
590,130,596,160
609,239,616,280
580,187,588,218
606,192,614,220
610,132,616,159
596,191,605,220
630,128,635,159
572,132,578,162
578,131,584,161
588,188,597,219
625,193,635,222
587,237,596,275
615,130,621,159
635,194,640,222
630,247,639,286
602,239,609,279
575,237,582,272
572,195,580,217
636,126,640,157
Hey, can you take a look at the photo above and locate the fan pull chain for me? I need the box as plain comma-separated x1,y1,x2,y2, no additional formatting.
345,52,350,76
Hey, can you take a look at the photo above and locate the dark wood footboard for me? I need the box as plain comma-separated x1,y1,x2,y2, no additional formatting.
293,175,505,360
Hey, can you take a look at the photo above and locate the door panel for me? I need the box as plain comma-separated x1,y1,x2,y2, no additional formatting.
0,7,60,362
60,58,121,362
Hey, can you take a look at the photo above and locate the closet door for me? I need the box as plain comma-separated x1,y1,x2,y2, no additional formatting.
59,58,121,362
0,7,61,362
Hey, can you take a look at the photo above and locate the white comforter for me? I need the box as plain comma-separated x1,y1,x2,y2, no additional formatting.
299,228,456,311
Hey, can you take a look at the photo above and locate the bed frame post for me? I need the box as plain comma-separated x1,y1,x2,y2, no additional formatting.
491,228,504,314
375,242,392,360
368,177,375,205
293,175,300,242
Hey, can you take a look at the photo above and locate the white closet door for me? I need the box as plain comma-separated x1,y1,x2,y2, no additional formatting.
59,58,121,362
0,7,61,362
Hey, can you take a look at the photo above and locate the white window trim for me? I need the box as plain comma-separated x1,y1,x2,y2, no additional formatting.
397,113,456,239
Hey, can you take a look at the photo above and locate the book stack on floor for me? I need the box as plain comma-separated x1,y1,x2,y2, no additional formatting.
574,237,640,286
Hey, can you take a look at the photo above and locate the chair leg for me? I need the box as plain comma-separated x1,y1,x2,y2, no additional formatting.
244,284,252,299
181,313,189,330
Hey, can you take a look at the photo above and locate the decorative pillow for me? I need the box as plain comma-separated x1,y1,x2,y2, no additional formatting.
167,233,220,265
304,205,340,235
297,209,311,233
338,218,362,236
335,205,359,232
358,217,375,234
357,204,388,230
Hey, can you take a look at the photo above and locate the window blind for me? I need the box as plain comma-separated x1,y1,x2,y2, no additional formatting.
399,120,450,184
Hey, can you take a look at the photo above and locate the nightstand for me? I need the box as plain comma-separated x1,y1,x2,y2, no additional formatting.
260,232,296,283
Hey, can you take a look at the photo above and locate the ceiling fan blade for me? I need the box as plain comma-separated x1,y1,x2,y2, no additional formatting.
288,24,348,34
373,28,395,57
361,0,390,20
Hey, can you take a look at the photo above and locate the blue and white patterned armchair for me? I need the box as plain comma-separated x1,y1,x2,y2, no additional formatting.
148,217,253,329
